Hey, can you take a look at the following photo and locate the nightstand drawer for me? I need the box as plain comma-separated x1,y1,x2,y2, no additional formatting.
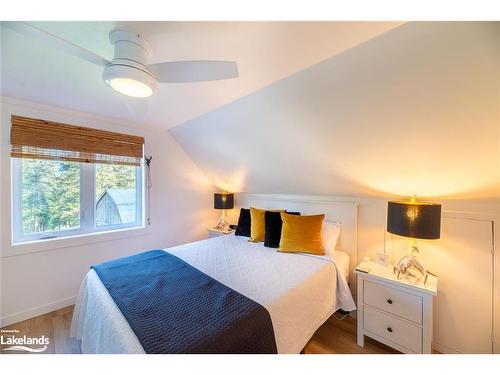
364,306,422,353
364,280,423,324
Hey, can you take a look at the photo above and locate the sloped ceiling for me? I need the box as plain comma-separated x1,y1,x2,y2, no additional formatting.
170,22,500,200
0,21,401,128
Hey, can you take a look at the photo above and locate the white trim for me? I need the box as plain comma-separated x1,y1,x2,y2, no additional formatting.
443,210,500,222
82,162,94,234
443,209,497,354
0,296,75,328
424,210,496,354
9,158,145,253
2,225,151,258
433,342,461,354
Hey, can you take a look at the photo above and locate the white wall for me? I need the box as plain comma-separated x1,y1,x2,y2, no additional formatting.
229,194,499,271
169,22,500,352
170,22,500,200
170,20,500,274
170,20,500,288
0,96,217,326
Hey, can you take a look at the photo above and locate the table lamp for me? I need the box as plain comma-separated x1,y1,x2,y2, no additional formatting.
387,196,441,282
214,192,234,230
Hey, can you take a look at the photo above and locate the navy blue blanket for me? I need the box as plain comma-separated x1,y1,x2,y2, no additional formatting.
92,250,277,354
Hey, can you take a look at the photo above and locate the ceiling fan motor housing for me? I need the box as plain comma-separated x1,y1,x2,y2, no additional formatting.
109,30,151,66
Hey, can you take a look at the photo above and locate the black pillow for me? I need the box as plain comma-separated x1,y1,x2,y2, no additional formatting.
264,211,300,248
235,208,251,237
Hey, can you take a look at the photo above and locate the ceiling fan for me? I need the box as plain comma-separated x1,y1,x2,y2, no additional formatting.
5,22,239,98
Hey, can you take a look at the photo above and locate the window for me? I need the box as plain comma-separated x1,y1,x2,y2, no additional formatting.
12,159,143,243
20,159,81,235
95,164,140,228
10,115,145,244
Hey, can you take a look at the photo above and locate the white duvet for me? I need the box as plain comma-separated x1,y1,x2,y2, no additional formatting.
69,234,355,354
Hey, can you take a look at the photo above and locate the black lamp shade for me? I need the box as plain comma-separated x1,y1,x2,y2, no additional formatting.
214,193,234,210
387,201,441,240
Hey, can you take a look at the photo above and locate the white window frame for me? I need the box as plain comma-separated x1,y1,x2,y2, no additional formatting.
11,159,144,245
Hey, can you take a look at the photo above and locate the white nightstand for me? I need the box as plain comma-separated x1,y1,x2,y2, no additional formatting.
355,260,438,354
207,228,234,238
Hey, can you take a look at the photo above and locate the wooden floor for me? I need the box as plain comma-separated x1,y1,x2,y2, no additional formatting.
304,312,400,354
1,305,76,354
1,307,399,354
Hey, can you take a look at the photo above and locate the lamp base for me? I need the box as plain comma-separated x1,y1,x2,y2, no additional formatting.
393,252,429,284
214,213,229,231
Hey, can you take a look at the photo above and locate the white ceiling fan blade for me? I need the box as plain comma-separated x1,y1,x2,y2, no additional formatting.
3,21,111,67
147,61,238,83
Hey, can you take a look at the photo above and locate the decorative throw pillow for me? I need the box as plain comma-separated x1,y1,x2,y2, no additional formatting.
264,211,300,248
279,213,325,255
249,207,267,242
249,207,284,242
235,208,251,237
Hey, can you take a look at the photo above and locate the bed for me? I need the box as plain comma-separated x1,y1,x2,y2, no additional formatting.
69,195,358,354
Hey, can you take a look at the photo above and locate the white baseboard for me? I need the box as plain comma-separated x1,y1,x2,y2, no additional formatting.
0,296,76,328
433,342,461,354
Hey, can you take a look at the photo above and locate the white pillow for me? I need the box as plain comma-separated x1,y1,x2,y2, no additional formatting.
322,221,340,256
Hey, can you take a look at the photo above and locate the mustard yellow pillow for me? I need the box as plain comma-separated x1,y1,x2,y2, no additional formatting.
249,207,284,242
249,207,266,242
279,213,325,255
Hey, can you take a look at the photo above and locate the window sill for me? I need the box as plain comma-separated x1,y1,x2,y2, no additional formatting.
2,225,151,258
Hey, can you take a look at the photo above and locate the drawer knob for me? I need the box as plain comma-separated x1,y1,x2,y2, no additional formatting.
387,327,393,333
386,299,393,304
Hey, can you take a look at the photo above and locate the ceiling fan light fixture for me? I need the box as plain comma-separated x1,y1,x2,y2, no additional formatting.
108,77,153,98
103,64,157,98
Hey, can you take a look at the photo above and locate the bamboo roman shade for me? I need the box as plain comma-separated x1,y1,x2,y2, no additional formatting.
10,115,144,166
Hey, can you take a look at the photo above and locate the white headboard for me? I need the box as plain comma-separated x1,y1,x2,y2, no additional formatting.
245,194,359,292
